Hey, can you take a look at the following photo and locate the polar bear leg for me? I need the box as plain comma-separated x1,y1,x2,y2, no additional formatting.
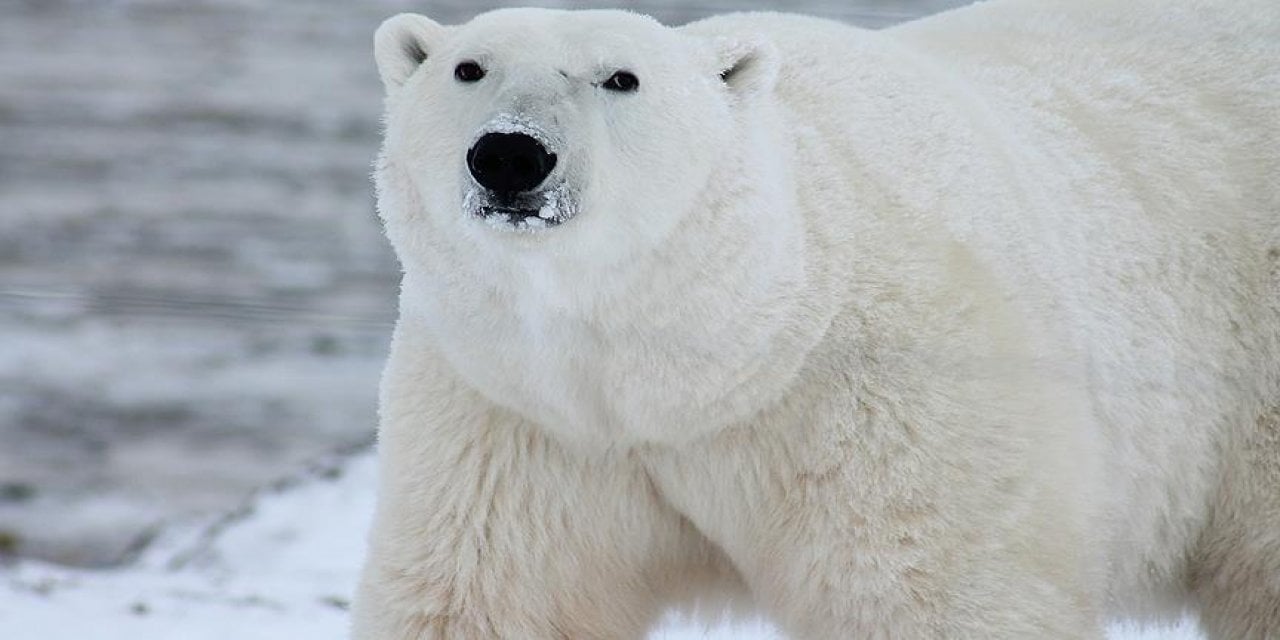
646,424,1103,639
761,551,1104,639
746,497,1103,640
1190,408,1280,640
351,408,716,639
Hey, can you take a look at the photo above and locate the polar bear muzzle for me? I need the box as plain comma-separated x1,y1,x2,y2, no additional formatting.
466,132,558,195
462,119,577,231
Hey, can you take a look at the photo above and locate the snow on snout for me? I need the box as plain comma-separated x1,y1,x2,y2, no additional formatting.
478,112,560,153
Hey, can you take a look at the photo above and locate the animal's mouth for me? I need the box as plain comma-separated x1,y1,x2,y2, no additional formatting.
464,181,577,231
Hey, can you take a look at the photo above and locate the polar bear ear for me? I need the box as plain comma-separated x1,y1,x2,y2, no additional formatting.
711,35,779,98
374,13,447,91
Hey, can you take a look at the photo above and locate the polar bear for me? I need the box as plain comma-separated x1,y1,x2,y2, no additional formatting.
352,2,1279,638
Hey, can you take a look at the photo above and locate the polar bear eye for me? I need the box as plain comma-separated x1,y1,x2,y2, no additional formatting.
602,71,639,93
454,61,486,83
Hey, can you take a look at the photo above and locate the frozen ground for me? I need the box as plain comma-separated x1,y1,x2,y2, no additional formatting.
0,450,1202,639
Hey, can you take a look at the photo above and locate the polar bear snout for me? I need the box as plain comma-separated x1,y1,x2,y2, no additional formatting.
461,121,578,231
467,132,558,195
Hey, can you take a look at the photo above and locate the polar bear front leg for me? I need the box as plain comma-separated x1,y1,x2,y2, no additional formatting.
350,358,711,639
646,387,1105,639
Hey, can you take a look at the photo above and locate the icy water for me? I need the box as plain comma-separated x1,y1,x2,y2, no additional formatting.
0,0,968,567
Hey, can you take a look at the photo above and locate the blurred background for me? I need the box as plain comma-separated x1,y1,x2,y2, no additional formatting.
0,0,971,571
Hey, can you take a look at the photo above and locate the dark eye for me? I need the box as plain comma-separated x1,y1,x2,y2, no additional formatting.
454,61,485,83
602,71,639,93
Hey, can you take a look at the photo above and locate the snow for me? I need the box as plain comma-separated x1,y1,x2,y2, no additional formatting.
0,450,1204,639
1,452,373,640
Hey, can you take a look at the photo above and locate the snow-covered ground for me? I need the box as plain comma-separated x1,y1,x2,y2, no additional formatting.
0,450,1203,639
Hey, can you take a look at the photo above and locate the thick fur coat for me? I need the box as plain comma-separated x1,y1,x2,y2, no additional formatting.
353,1,1280,638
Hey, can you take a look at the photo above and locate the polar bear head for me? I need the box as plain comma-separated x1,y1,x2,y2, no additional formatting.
374,9,803,444
374,8,780,266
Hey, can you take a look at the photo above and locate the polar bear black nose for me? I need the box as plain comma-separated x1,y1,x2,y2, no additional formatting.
467,132,557,194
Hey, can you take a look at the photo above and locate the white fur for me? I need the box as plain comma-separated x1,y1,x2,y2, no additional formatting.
354,3,1280,638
